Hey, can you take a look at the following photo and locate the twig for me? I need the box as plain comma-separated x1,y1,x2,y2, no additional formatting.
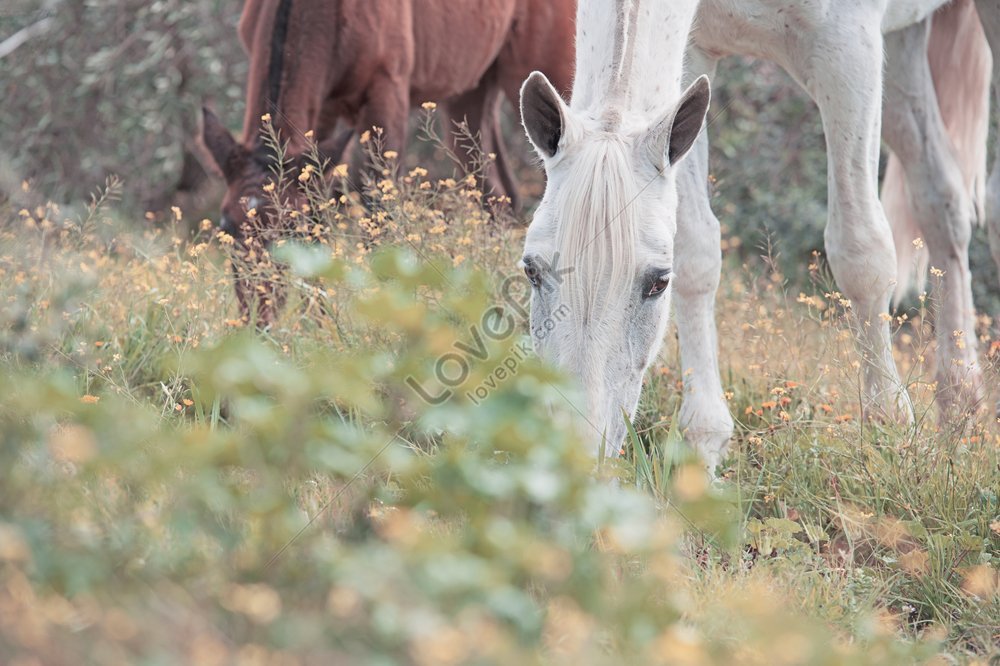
0,16,55,60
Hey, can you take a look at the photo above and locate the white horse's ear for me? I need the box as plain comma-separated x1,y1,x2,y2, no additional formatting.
642,75,711,170
520,71,568,159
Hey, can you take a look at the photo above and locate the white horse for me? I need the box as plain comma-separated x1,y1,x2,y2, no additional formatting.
519,0,709,457
674,0,999,472
522,0,1000,473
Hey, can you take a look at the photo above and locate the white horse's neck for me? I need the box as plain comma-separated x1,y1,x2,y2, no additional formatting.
571,0,700,123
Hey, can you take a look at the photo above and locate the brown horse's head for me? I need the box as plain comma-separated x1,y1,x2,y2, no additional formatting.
201,107,280,239
200,107,352,325
201,107,354,235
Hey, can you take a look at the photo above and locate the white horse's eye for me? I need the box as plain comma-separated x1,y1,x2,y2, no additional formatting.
524,263,542,288
644,273,671,299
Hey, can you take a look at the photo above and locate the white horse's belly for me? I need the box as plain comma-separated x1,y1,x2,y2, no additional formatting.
691,0,825,62
694,0,951,63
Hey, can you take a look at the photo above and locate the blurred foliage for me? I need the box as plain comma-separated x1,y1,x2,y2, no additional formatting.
709,59,828,277
0,0,246,209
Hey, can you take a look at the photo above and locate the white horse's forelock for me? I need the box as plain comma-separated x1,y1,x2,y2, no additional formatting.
553,132,639,338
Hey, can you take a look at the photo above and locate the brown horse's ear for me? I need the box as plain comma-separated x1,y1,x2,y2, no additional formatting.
641,75,711,171
520,71,568,159
200,107,242,181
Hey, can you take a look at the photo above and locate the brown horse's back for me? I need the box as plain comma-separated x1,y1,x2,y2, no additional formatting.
233,0,575,208
409,0,519,100
235,0,537,149
497,0,576,100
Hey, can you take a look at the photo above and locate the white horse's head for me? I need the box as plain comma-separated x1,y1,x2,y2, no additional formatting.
519,71,710,457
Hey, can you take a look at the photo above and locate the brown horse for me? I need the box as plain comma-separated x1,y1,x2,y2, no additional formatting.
201,0,575,324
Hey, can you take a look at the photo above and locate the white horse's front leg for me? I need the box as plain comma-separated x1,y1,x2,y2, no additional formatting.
802,19,914,423
674,52,733,475
976,0,1000,299
882,16,985,413
989,92,1000,303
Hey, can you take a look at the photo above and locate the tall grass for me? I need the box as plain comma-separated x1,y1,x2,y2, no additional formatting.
0,117,996,664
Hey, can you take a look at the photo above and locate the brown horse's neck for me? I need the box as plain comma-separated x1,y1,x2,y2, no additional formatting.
241,0,296,151
264,0,294,121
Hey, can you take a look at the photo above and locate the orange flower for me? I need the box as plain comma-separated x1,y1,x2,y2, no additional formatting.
761,401,777,410
80,395,100,404
817,404,833,413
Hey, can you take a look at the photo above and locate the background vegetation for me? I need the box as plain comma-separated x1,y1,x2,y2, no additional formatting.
2,0,997,311
0,2,998,663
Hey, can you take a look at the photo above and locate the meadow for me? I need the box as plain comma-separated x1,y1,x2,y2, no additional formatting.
0,110,997,664
2,0,999,661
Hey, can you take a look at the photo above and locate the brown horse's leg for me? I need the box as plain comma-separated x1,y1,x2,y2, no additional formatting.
490,111,521,211
444,80,517,208
230,242,285,330
356,79,409,212
358,80,409,166
233,262,253,324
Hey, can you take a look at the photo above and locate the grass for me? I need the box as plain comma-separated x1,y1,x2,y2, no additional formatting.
0,121,997,664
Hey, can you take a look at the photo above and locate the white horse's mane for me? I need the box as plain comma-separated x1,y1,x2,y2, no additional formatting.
554,134,639,337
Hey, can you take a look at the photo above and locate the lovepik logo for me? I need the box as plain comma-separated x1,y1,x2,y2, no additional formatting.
405,253,572,405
